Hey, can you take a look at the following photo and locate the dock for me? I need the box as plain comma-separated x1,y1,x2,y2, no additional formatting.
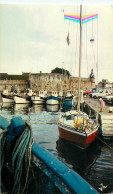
84,97,113,136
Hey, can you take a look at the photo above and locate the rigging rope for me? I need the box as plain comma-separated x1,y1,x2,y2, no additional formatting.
96,11,99,85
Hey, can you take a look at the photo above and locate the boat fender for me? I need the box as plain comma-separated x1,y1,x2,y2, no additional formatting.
0,115,9,130
7,117,25,150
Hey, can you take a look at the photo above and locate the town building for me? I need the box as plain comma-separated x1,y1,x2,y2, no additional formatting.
0,71,95,93
98,79,113,89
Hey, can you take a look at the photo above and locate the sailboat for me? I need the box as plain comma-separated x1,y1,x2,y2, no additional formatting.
58,5,99,149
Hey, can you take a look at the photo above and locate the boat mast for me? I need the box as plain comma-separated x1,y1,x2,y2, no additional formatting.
77,4,82,113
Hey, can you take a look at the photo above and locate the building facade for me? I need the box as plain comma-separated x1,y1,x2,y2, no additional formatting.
0,72,95,93
98,79,113,89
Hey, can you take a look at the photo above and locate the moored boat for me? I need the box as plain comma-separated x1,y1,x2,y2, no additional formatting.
0,115,98,194
63,90,73,107
1,93,14,103
14,95,31,104
31,95,45,104
46,91,59,105
63,96,73,107
58,110,99,149
14,88,33,104
58,5,99,149
31,90,47,104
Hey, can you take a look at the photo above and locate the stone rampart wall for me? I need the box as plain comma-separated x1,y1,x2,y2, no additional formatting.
0,80,28,92
0,73,95,93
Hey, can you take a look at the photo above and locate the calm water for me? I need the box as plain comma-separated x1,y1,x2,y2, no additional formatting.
0,102,113,193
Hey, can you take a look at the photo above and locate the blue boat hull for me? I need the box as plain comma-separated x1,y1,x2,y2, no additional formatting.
46,95,59,105
0,115,98,194
63,99,72,106
32,141,98,193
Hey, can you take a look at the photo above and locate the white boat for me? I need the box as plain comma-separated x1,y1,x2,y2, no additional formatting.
14,88,35,104
58,5,99,149
46,91,59,105
31,95,44,104
1,92,14,103
14,95,30,104
1,94,14,103
31,90,47,104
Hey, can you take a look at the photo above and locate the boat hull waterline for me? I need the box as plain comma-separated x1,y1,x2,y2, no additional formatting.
31,96,45,104
1,93,14,103
14,96,30,104
46,96,59,105
58,123,99,149
2,97,14,103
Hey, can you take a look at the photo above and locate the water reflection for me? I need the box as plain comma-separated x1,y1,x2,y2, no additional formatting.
0,101,113,193
46,104,59,112
1,103,14,114
1,102,14,109
14,103,29,111
56,138,99,173
31,104,44,112
62,104,72,112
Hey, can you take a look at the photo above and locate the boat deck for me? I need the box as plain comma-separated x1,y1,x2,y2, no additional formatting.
84,97,113,136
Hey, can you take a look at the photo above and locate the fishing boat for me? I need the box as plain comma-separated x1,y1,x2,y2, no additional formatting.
1,93,14,103
63,90,73,107
58,5,99,149
14,95,31,104
1,89,15,103
31,90,47,104
14,88,33,104
46,90,59,105
0,115,98,193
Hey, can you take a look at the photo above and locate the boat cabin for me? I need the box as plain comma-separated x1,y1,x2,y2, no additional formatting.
39,90,47,98
52,91,58,97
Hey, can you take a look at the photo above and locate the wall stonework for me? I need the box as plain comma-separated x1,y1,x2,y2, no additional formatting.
0,73,95,93
30,73,95,93
0,80,28,92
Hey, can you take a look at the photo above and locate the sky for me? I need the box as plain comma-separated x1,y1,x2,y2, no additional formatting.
0,0,113,84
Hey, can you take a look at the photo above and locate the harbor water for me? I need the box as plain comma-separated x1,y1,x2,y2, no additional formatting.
0,102,113,193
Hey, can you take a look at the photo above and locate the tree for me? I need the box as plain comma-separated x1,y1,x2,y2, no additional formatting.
51,67,71,76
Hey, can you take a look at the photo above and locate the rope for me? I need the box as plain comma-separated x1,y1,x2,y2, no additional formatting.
11,123,33,193
0,129,8,170
96,7,99,85
96,135,113,150
0,120,33,194
21,134,34,194
89,114,97,118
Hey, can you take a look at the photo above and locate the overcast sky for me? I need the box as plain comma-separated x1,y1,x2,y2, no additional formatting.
0,0,113,84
